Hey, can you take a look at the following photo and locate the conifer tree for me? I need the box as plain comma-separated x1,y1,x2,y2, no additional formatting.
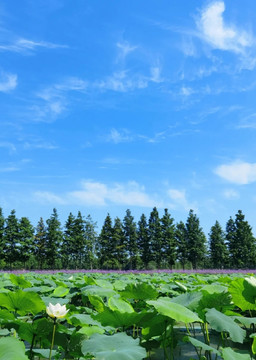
209,221,228,269
0,208,5,266
73,211,86,269
62,212,76,268
18,217,34,268
84,214,97,270
113,217,126,269
123,209,138,269
4,209,19,268
161,209,176,269
45,208,63,269
175,221,188,270
33,217,47,269
148,207,162,268
98,214,119,269
185,210,207,269
137,213,151,268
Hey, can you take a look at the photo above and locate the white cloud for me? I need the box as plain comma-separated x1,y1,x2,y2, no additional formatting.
180,86,194,96
167,188,197,211
197,1,253,53
116,41,137,60
95,71,148,92
150,66,163,83
107,128,133,144
215,161,256,184
0,141,16,152
0,38,67,53
33,191,67,205
223,189,240,199
0,72,17,92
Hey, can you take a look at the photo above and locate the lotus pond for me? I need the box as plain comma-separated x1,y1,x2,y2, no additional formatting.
0,271,256,359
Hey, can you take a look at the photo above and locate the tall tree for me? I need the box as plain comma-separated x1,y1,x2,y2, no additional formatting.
62,212,76,268
209,221,228,269
112,217,126,269
0,208,5,266
33,217,47,269
161,209,176,269
185,210,207,269
18,217,34,268
148,207,162,268
175,221,188,270
73,211,86,269
226,210,256,269
3,210,19,268
123,209,138,269
84,215,97,270
45,208,63,269
137,214,151,268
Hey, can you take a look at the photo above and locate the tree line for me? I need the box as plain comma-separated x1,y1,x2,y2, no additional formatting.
0,206,255,270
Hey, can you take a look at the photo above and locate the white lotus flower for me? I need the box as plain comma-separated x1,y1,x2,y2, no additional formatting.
46,303,69,319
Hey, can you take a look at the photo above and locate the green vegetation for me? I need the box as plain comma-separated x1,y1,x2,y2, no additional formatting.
0,206,256,270
0,271,255,359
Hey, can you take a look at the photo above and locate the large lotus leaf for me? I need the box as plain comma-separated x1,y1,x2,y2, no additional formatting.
0,309,15,323
81,332,146,360
221,347,251,360
18,318,53,343
121,282,158,300
77,325,105,336
94,279,113,289
206,308,246,343
52,286,69,297
229,277,256,311
93,307,143,328
9,274,32,289
108,295,134,313
32,349,57,358
147,297,202,324
0,336,29,360
197,291,233,321
184,336,220,356
201,284,228,294
170,291,202,311
82,285,117,298
41,296,69,306
68,313,102,327
88,295,105,312
0,290,45,315
233,316,256,327
24,286,52,294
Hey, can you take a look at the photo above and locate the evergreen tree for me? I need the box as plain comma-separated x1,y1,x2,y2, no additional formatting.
185,210,207,269
62,212,76,268
148,207,162,268
137,214,151,268
113,217,126,269
123,209,138,269
226,210,256,269
209,221,228,269
84,215,97,270
161,209,176,269
18,217,34,268
98,214,119,269
33,217,47,269
45,208,63,269
0,208,5,266
175,221,188,270
3,209,19,268
73,211,86,269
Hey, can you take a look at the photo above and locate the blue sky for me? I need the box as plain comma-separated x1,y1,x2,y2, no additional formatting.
1,0,256,235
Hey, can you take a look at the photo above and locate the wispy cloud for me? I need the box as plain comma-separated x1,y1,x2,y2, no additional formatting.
0,141,16,152
167,188,198,212
215,161,256,184
238,113,256,129
116,41,137,61
223,189,240,199
95,70,148,92
33,191,67,205
107,128,134,144
0,38,67,54
0,72,17,92
197,1,253,54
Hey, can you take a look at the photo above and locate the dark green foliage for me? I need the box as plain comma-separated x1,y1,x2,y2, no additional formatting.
175,221,188,270
84,215,97,270
62,212,76,268
137,214,151,268
113,217,126,268
0,208,5,265
185,210,207,269
45,208,63,269
209,221,229,269
4,210,19,268
161,209,176,269
33,217,47,269
148,207,162,268
18,217,34,268
123,209,138,269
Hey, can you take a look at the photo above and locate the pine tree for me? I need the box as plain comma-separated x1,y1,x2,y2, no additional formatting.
137,214,151,268
3,209,19,268
45,208,63,269
209,221,228,269
123,209,138,269
18,217,34,268
98,214,119,269
33,217,47,269
0,208,5,266
62,212,76,268
185,210,207,269
113,217,126,269
84,215,97,270
161,209,176,269
226,217,236,268
148,207,162,268
73,211,86,269
175,221,188,270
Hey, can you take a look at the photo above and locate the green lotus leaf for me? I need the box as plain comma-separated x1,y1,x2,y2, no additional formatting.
108,295,134,313
0,290,45,315
147,297,202,323
82,285,117,298
52,286,69,297
229,277,256,311
0,337,29,360
81,332,146,360
206,308,246,343
121,282,158,300
9,274,32,289
170,291,202,311
184,336,220,356
221,347,250,360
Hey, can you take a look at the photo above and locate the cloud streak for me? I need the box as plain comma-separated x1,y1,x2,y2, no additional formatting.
215,161,256,184
0,72,17,92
